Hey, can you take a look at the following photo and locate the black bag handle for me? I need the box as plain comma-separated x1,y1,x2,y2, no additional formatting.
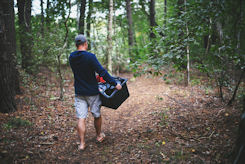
98,77,128,98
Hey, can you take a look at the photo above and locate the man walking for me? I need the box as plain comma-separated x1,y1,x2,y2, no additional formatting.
69,34,122,150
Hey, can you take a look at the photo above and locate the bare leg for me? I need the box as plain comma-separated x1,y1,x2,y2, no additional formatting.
77,118,86,149
94,116,102,137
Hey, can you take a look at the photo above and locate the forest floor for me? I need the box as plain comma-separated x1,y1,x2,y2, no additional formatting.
0,67,242,163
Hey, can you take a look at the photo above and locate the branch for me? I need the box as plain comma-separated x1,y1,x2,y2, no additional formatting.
227,69,244,106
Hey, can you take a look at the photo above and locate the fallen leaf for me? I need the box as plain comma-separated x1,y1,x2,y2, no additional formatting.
160,152,166,158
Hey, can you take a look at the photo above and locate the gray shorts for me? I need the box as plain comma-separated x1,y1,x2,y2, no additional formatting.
74,94,102,118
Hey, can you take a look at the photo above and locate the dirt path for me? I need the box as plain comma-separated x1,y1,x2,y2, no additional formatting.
0,70,241,163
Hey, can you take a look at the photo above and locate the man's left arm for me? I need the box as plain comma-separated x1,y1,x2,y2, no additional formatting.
91,54,117,86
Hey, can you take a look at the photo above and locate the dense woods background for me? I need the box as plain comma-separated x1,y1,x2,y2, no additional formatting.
0,0,245,163
1,0,244,112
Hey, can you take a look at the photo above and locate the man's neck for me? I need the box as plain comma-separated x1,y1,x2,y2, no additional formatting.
77,46,87,51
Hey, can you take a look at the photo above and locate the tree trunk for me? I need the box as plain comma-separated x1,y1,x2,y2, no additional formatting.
164,0,167,14
149,0,157,39
228,70,244,106
57,0,71,100
216,21,224,44
79,0,86,34
46,0,50,29
217,75,224,101
86,0,93,50
140,0,163,39
236,0,242,60
113,3,118,75
176,0,187,71
126,0,134,61
76,1,80,30
204,18,212,54
228,0,243,106
107,0,113,74
57,54,64,100
0,0,19,113
92,25,98,51
40,0,44,37
17,0,33,71
148,0,158,57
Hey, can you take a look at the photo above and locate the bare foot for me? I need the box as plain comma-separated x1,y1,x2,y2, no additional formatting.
96,132,106,143
78,143,86,151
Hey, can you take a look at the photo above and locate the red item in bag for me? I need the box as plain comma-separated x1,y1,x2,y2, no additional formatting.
96,75,106,83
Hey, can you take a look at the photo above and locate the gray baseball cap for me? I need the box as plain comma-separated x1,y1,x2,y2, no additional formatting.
75,34,87,44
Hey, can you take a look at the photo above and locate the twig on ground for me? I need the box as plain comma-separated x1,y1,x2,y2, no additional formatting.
216,108,225,117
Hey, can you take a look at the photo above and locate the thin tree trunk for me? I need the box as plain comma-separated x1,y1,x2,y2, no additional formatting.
227,0,243,106
217,75,224,101
149,0,157,39
40,0,44,37
0,0,18,113
79,0,86,34
126,0,134,60
113,2,118,75
57,54,64,100
216,20,225,101
216,22,223,44
17,0,33,71
184,0,190,85
228,70,244,106
205,18,212,55
57,0,71,100
236,0,242,58
46,0,50,29
92,23,98,51
76,0,80,30
219,84,224,101
86,0,93,50
177,0,187,71
107,0,113,74
202,18,212,78
119,20,127,47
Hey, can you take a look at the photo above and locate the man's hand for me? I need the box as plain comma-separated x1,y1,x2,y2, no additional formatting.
115,84,122,90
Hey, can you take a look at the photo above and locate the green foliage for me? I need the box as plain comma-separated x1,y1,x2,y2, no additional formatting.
191,78,201,86
159,111,168,127
15,0,244,103
236,84,245,100
32,17,77,68
156,96,163,101
165,79,171,85
3,117,32,130
133,0,245,102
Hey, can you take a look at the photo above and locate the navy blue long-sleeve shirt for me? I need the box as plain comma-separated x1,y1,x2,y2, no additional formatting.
69,50,117,96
